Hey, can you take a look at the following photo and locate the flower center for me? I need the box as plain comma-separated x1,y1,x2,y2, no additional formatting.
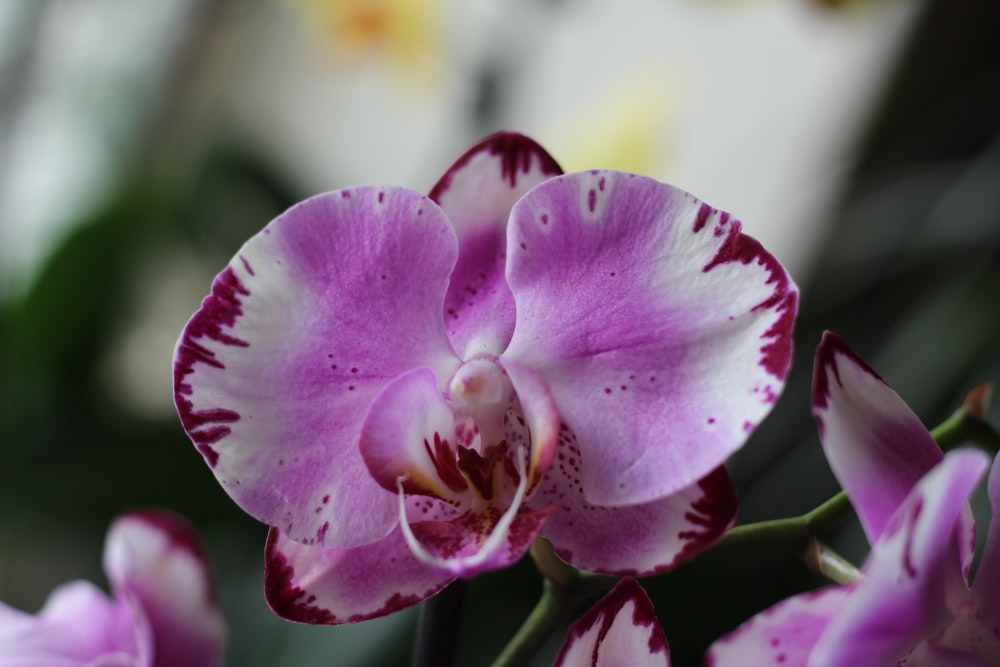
447,358,513,452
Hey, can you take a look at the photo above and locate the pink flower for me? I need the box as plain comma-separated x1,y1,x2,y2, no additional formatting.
555,578,670,667
707,333,1000,666
174,132,797,623
0,511,225,667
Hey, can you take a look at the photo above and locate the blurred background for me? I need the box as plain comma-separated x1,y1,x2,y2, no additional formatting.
2,0,1000,664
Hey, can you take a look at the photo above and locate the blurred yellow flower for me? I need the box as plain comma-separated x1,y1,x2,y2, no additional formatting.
290,0,441,80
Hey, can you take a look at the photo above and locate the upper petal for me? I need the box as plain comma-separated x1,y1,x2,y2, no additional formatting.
173,187,460,547
430,132,562,359
554,578,670,667
103,511,224,667
811,450,989,667
706,587,850,667
812,332,946,545
264,524,454,625
504,171,797,506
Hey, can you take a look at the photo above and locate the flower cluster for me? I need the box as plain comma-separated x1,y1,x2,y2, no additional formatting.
173,131,797,623
0,511,224,667
707,333,1000,666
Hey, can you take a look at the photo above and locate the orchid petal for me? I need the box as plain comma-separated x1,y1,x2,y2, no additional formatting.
899,643,991,667
812,332,946,545
103,511,224,667
0,581,143,667
173,187,460,548
430,132,562,359
554,578,670,667
505,171,797,506
263,525,454,625
705,587,850,667
533,461,737,576
811,450,989,667
971,455,1000,630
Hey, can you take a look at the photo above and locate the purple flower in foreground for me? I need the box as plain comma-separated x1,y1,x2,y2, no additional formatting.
555,578,670,667
174,132,797,623
707,332,1000,666
0,511,224,667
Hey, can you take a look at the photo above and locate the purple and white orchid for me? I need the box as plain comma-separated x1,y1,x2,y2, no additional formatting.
173,132,797,623
555,578,670,667
707,332,1000,666
0,511,225,667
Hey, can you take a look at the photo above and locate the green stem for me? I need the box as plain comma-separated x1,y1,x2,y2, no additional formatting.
489,541,615,667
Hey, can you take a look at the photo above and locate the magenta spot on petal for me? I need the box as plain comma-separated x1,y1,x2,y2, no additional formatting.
341,190,351,199
240,255,255,276
541,214,549,225
378,191,385,203
693,203,712,233
381,274,387,280
609,271,616,277
703,223,797,381
351,367,359,373
743,421,753,432
174,266,250,466
588,188,597,212
418,208,424,216
672,467,739,569
598,176,606,191
777,654,786,663
520,242,527,250
428,132,562,200
264,530,337,624
707,417,715,424
348,385,356,391
604,388,612,394
620,385,627,391
322,495,330,504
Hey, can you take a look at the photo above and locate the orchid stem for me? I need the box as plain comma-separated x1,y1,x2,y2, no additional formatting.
412,579,466,667
490,541,615,667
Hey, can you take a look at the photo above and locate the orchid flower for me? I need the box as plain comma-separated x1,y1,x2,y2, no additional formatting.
174,131,797,623
0,511,225,667
707,332,1000,666
555,578,670,667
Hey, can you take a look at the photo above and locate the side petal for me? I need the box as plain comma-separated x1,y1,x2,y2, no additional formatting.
970,454,1000,630
504,171,797,506
812,332,945,544
533,459,738,576
430,132,562,359
811,450,989,667
103,511,224,667
263,525,454,625
173,186,460,548
706,587,850,667
554,578,669,667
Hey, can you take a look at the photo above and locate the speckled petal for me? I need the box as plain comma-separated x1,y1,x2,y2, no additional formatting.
173,187,460,548
554,578,670,667
812,332,945,545
430,132,562,359
811,450,989,667
103,511,225,667
706,588,850,667
532,457,737,575
263,525,454,625
505,171,797,506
